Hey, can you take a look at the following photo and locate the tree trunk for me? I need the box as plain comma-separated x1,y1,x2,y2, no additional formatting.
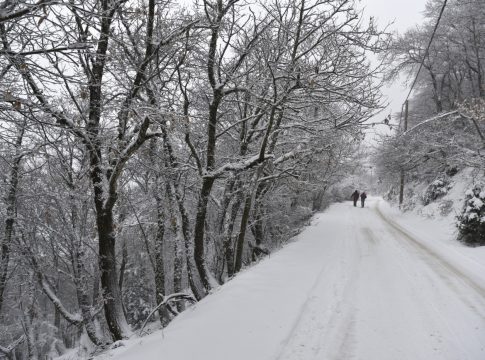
428,69,443,112
251,202,265,247
154,183,170,326
161,131,205,300
24,276,38,360
72,234,105,346
97,211,129,340
251,181,270,247
312,189,325,211
51,248,62,344
0,122,25,315
471,19,484,98
223,188,243,278
73,255,104,346
193,177,216,292
217,178,237,235
118,237,127,301
172,230,184,312
92,266,100,308
234,192,253,274
166,183,184,311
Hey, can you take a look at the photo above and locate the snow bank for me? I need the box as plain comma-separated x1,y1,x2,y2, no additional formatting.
376,199,485,293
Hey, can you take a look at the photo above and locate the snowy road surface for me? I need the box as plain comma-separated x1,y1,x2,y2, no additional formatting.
100,198,485,360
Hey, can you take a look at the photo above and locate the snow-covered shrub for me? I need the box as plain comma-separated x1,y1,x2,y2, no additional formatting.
122,266,153,329
445,166,458,177
439,200,454,216
422,178,451,205
383,185,397,201
457,185,485,246
124,286,152,329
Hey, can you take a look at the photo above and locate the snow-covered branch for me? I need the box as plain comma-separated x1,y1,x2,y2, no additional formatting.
402,111,459,136
139,292,197,334
106,116,151,210
205,153,275,179
39,278,83,324
0,335,26,356
0,0,53,23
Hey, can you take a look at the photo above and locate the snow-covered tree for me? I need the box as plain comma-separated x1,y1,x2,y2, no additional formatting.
0,0,388,356
458,184,485,246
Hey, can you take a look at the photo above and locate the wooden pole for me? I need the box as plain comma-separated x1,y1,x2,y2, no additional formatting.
399,100,409,207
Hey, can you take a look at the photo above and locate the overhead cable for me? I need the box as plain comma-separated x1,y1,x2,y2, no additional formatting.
403,0,448,103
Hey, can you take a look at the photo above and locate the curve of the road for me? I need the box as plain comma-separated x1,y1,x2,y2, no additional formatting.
275,198,485,360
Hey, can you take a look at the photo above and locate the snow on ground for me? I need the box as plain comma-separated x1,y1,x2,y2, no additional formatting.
413,168,475,218
391,167,485,274
90,197,485,360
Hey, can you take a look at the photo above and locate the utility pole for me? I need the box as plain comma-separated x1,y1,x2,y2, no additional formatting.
399,100,408,207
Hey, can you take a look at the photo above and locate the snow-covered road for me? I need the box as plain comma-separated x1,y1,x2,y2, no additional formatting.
277,198,485,360
99,198,485,360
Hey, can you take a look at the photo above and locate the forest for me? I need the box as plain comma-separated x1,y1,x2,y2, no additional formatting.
0,0,483,359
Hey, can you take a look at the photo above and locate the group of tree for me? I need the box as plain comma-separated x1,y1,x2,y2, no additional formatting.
0,0,387,358
374,0,485,244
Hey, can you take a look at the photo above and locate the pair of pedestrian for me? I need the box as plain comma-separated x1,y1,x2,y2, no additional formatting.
351,190,367,208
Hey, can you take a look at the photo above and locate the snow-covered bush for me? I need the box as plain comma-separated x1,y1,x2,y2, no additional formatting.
384,186,397,201
439,200,454,216
422,178,451,205
457,185,485,246
445,166,458,177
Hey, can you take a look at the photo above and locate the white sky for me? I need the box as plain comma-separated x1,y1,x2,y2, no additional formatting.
362,0,427,33
360,0,428,141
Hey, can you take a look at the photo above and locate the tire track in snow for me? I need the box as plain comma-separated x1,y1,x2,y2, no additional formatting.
344,204,485,359
389,224,485,323
375,203,485,300
375,203,485,322
365,222,473,357
274,212,363,360
312,244,360,360
367,203,485,358
274,202,485,360
271,253,336,360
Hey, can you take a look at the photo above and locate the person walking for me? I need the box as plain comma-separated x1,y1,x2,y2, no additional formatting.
351,190,360,207
360,191,367,208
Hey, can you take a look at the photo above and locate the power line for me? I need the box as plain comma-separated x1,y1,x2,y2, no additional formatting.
397,0,448,208
403,0,448,103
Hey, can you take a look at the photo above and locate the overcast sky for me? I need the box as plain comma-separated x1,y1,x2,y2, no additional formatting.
363,0,427,33
360,0,428,141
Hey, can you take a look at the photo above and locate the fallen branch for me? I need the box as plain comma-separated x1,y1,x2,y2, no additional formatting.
139,292,197,335
0,335,26,356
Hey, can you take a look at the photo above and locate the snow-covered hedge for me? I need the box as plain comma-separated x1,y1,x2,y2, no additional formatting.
457,184,485,246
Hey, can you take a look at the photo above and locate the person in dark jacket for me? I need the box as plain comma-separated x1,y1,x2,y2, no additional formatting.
360,191,367,208
351,190,360,207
